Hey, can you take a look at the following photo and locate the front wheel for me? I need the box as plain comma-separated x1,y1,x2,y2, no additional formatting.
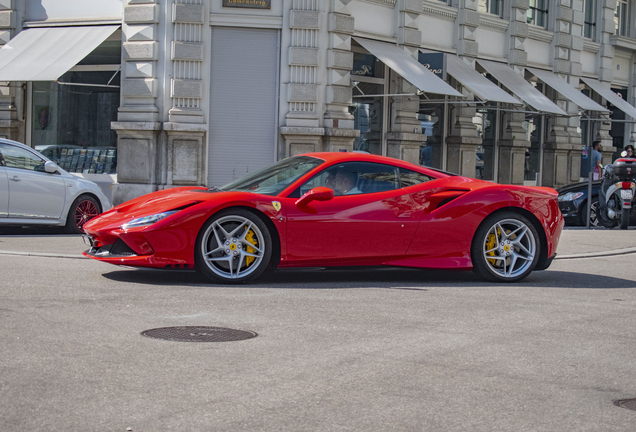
195,209,272,284
579,197,599,227
471,212,540,283
65,195,100,234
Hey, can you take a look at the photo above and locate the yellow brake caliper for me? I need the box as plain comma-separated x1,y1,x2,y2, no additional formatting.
244,228,258,267
486,228,499,265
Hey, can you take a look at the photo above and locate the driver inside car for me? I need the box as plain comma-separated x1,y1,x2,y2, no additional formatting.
334,168,361,195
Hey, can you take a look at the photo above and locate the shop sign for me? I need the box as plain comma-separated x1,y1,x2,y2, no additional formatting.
418,52,445,80
223,0,271,9
352,53,376,77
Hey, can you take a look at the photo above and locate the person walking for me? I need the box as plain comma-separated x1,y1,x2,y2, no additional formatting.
591,141,603,180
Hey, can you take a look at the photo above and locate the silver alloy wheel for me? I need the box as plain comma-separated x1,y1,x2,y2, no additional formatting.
200,214,266,280
589,200,599,227
481,218,537,279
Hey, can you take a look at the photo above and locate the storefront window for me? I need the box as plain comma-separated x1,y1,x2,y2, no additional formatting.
351,83,384,155
351,50,386,156
32,70,120,174
472,105,497,180
523,114,543,183
610,88,627,159
418,103,445,169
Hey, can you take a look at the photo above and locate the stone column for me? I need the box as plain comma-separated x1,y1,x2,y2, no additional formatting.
445,94,481,177
164,0,207,188
498,111,531,184
280,2,324,156
566,0,585,183
497,0,530,184
112,0,162,205
594,0,618,158
323,0,358,151
629,51,636,147
447,0,481,182
0,0,21,141
386,0,424,165
507,0,529,67
540,0,579,188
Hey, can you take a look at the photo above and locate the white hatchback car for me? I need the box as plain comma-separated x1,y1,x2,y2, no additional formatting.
0,139,111,233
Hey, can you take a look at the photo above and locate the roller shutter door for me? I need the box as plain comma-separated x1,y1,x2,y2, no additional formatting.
208,27,279,187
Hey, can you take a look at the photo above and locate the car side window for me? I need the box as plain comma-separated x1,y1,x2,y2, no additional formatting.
399,168,433,188
293,162,399,197
0,150,5,167
0,144,46,172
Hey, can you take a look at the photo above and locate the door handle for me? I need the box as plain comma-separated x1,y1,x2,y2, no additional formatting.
10,176,20,182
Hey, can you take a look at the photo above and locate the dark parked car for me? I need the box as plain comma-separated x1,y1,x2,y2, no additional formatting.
557,181,600,226
558,180,636,227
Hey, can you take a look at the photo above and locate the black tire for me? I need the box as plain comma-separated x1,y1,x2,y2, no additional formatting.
195,209,272,284
471,211,541,283
65,195,101,234
579,197,599,227
620,206,630,230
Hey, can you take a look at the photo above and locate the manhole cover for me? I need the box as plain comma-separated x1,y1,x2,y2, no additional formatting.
141,326,257,342
614,399,636,411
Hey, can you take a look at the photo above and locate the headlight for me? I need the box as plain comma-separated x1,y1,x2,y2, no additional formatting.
121,210,179,230
558,192,584,202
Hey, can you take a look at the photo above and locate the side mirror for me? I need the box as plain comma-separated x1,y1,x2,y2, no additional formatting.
295,186,334,207
44,161,59,174
621,151,628,157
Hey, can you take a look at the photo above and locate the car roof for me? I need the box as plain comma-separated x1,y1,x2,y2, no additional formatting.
0,138,52,162
295,152,455,177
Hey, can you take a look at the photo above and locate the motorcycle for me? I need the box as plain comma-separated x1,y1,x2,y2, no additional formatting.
598,154,636,229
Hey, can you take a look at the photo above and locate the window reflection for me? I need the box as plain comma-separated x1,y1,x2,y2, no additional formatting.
418,104,444,169
32,71,119,174
351,82,384,155
523,115,543,183
472,105,497,180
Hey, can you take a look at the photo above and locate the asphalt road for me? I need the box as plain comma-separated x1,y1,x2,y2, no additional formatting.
1,229,635,431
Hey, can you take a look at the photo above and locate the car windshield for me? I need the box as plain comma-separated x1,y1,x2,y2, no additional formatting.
221,156,324,196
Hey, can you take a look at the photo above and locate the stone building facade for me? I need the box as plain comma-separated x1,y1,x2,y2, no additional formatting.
0,0,635,205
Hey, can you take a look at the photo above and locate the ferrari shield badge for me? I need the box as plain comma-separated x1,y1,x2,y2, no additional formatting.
272,201,281,212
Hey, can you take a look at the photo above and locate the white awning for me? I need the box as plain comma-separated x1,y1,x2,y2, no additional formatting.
0,25,120,81
477,59,567,115
581,77,636,120
445,54,520,105
527,68,608,112
353,38,463,97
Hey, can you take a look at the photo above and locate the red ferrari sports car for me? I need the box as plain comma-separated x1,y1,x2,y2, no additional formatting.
83,152,563,283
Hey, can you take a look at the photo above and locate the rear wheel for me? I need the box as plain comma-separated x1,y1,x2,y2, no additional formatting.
620,206,630,230
471,212,540,283
195,209,272,284
65,195,100,234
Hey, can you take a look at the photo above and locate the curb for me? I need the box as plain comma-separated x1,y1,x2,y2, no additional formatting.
0,250,86,259
554,247,636,260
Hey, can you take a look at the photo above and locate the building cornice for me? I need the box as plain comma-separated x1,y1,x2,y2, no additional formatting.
479,14,508,33
610,35,636,51
422,0,457,21
360,0,397,7
527,26,553,43
583,39,600,53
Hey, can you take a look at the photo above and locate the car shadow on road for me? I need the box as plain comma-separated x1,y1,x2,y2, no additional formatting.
100,267,636,290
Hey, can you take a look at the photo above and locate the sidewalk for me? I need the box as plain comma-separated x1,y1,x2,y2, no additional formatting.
0,227,635,260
